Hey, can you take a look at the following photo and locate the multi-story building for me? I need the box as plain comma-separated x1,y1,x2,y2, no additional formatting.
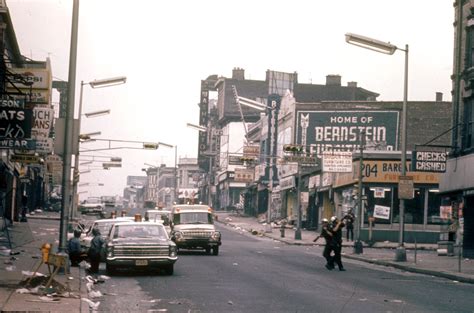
176,157,199,204
244,91,452,243
196,68,378,211
0,2,54,222
439,0,474,257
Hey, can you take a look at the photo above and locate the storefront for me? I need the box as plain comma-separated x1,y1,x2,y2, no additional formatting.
333,155,445,243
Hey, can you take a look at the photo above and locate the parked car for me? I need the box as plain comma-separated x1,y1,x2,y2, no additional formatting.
170,204,221,255
105,221,178,275
145,209,172,234
82,217,134,261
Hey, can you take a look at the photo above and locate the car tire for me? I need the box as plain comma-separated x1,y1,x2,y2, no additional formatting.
106,263,116,275
205,247,211,254
212,246,219,256
163,264,174,275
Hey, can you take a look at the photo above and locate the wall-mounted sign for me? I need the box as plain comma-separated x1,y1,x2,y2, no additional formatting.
411,150,447,173
10,154,41,164
243,145,260,158
322,151,352,172
234,168,254,182
296,110,399,155
398,175,414,200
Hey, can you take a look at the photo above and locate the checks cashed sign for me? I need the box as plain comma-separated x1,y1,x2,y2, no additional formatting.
296,110,399,155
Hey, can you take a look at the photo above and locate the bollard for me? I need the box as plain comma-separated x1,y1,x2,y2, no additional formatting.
414,238,417,264
280,224,285,238
458,244,462,273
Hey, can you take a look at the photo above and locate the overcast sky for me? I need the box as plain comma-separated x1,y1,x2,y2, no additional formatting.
7,0,454,199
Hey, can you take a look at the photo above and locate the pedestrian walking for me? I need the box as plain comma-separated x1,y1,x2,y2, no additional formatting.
345,209,355,241
330,216,346,271
313,218,335,270
67,229,86,267
88,228,105,274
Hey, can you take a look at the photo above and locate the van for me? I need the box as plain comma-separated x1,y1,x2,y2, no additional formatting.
170,204,221,255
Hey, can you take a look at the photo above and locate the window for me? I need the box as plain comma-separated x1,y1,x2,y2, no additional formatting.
465,24,474,69
462,97,474,151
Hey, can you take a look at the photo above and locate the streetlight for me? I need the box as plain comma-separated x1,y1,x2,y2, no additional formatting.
159,142,178,205
345,33,408,261
235,94,281,227
187,122,215,206
71,76,126,219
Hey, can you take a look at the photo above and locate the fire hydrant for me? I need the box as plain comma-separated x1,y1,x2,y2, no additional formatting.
41,243,51,263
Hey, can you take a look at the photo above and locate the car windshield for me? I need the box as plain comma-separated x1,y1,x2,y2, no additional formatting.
174,212,213,225
113,224,167,239
147,212,171,225
92,222,114,235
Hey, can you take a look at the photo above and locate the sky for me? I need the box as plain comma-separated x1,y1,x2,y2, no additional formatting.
7,0,454,199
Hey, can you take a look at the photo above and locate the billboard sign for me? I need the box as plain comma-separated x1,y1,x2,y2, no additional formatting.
296,110,399,155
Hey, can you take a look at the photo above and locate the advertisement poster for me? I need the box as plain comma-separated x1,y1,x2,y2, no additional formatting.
373,204,390,220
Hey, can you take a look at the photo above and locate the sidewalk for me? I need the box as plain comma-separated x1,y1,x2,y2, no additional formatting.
215,212,474,284
0,215,88,313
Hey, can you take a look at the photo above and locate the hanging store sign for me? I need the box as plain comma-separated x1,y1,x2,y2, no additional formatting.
0,108,33,139
0,138,36,150
280,176,295,190
32,107,54,138
411,150,447,173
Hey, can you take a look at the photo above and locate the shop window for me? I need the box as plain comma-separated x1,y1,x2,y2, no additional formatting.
403,189,424,224
429,195,452,225
367,187,393,224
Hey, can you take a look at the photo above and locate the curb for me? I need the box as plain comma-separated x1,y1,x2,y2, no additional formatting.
344,254,474,284
217,219,474,284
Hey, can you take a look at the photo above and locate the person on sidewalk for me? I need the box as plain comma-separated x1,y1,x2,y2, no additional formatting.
88,228,105,274
344,209,355,241
330,216,346,271
313,218,335,270
67,229,86,266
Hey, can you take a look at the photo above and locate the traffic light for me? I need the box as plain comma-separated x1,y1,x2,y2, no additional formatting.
143,143,158,150
79,134,91,141
240,156,256,163
283,144,304,154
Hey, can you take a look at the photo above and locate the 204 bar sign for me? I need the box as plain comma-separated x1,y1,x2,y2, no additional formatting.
0,108,33,139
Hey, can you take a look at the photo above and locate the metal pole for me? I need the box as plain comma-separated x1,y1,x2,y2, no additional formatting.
395,44,409,262
267,107,276,224
294,163,302,240
59,0,79,252
354,132,364,254
208,156,212,207
71,81,84,221
174,145,178,203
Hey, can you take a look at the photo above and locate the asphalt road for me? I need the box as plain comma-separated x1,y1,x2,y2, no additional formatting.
89,221,474,313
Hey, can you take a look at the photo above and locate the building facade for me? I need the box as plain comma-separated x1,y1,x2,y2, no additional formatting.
439,0,474,257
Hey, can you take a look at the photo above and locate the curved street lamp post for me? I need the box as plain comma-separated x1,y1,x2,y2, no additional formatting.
345,33,408,261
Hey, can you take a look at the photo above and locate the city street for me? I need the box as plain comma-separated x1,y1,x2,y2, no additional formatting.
88,222,473,313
